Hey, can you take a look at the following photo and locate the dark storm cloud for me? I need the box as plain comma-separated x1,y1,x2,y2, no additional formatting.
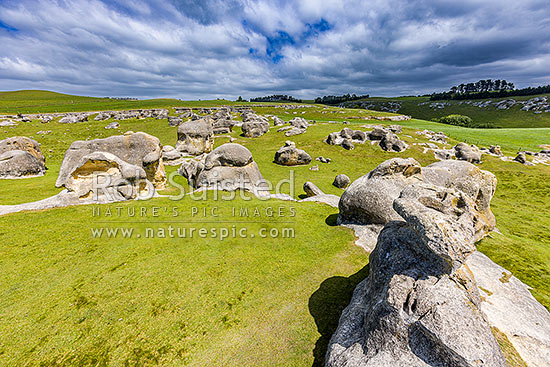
0,0,548,99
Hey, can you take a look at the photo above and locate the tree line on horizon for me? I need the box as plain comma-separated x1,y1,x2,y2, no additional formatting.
430,79,550,100
249,95,303,103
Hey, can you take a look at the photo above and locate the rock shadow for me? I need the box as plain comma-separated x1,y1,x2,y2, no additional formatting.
308,264,370,367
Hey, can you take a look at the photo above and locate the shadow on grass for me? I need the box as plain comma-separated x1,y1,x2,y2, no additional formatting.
324,213,339,226
308,264,370,367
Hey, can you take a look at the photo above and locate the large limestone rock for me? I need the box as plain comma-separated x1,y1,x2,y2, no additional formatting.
0,137,46,178
56,132,166,189
241,117,269,138
274,141,312,166
176,117,214,155
422,160,497,240
0,136,45,163
179,143,266,192
326,184,507,367
338,158,422,224
0,150,46,178
467,251,550,367
454,142,482,163
64,151,152,201
379,132,408,152
339,158,497,239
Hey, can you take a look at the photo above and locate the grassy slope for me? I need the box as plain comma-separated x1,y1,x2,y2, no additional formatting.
0,90,273,114
354,94,550,128
0,104,548,365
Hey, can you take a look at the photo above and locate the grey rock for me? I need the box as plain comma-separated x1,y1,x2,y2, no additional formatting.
289,117,309,129
467,251,550,367
104,121,120,129
454,142,482,163
338,158,422,225
0,119,17,127
341,139,354,150
176,117,214,155
0,150,46,178
514,152,527,164
333,174,350,189
285,127,306,137
273,116,286,126
183,143,266,192
168,116,183,127
368,126,389,140
56,132,166,189
64,151,151,201
379,132,408,152
94,112,112,121
489,145,503,156
326,184,506,367
274,141,312,166
242,119,269,138
422,160,496,241
303,181,324,197
0,136,45,164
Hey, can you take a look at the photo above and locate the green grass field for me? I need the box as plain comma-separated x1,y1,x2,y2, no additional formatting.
347,94,550,128
0,96,548,365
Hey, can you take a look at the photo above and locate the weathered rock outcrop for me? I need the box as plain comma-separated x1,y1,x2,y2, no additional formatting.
0,150,46,178
179,143,266,192
339,158,497,237
56,132,166,189
0,137,46,178
333,174,350,189
326,128,367,149
176,117,214,155
64,152,152,201
422,160,496,241
241,116,269,138
274,141,312,166
379,132,408,152
454,142,482,163
326,184,507,367
338,158,423,225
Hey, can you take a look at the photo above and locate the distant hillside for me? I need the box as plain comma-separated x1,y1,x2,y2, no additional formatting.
342,94,550,128
0,90,250,114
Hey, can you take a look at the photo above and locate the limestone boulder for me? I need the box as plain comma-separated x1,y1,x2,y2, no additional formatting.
274,141,312,166
241,119,269,138
176,117,214,155
379,132,408,152
454,142,482,163
326,184,506,367
0,136,45,164
422,160,496,240
332,174,350,189
65,151,152,201
338,158,422,224
0,150,46,178
56,132,165,189
181,143,266,192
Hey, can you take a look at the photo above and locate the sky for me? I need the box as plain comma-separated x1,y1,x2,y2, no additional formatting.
0,0,549,100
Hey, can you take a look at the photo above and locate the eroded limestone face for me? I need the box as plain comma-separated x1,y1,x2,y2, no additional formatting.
56,131,166,190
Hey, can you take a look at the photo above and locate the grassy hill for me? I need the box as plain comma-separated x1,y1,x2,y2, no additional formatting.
0,90,260,114
0,103,547,365
343,94,550,128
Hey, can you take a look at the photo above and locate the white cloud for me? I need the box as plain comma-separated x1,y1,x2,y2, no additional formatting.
0,0,548,98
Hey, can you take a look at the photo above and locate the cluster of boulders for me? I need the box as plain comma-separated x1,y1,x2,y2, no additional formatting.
0,137,47,178
327,125,408,152
241,113,269,138
274,141,311,166
178,143,266,193
0,131,166,216
415,129,447,144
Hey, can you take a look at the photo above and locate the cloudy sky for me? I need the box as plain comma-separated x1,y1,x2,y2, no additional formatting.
0,0,549,99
